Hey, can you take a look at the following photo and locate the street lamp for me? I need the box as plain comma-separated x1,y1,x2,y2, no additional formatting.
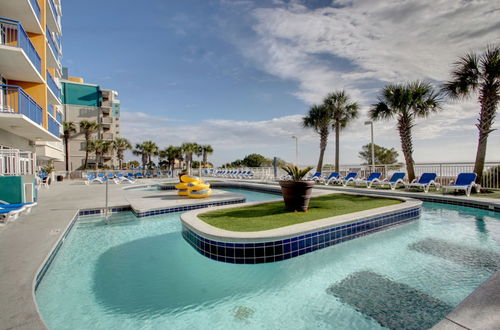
291,136,298,165
364,121,375,172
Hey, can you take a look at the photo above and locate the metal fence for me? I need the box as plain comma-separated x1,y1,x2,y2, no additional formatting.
0,17,41,72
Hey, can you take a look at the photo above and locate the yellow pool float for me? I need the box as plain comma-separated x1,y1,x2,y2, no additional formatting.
176,175,212,198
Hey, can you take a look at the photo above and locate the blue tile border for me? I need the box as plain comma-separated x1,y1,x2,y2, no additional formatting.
132,198,246,217
182,207,421,264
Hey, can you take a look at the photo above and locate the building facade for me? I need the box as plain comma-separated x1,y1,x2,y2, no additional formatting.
59,75,121,170
0,0,63,203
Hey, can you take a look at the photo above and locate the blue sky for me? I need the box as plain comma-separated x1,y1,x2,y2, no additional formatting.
61,0,500,166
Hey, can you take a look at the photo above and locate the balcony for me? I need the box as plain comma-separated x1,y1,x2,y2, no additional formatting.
102,132,114,140
35,140,64,161
0,0,43,34
46,70,61,104
0,17,43,83
47,113,61,138
0,84,59,141
101,117,113,127
46,0,61,34
56,110,62,124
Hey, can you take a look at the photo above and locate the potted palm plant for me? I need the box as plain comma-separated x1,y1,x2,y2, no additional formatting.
279,165,314,212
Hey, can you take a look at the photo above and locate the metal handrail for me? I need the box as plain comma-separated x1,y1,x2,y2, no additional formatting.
0,17,41,72
0,84,43,125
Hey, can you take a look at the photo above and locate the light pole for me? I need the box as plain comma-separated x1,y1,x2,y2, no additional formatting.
364,121,375,172
291,136,298,165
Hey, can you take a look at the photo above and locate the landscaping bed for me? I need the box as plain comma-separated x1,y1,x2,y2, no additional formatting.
198,193,401,232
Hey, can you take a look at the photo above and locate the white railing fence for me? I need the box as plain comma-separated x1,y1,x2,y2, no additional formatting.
0,149,35,176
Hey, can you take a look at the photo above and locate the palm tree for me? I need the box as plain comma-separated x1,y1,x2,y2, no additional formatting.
62,121,76,171
302,104,332,173
88,139,111,169
160,145,183,176
369,81,442,182
113,138,132,170
201,145,214,167
323,90,359,172
181,142,199,175
442,45,500,184
133,141,158,169
79,120,100,169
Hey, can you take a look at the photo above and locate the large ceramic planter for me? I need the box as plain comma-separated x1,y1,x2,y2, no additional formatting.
279,180,315,212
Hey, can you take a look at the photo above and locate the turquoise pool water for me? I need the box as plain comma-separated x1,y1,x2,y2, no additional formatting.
36,190,500,330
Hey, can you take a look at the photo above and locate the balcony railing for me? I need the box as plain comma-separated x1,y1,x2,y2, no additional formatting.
0,84,42,125
47,114,60,138
56,110,62,124
46,25,60,58
0,148,35,176
29,0,41,21
46,70,61,100
0,17,42,73
102,132,114,140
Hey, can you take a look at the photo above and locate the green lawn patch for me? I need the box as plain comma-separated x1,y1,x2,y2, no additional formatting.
198,194,402,232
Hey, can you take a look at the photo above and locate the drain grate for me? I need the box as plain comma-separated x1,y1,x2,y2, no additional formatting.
327,271,452,330
409,238,500,271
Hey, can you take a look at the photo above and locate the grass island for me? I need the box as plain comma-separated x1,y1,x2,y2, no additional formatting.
198,193,402,232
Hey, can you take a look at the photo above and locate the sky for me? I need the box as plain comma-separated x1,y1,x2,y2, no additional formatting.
61,0,500,166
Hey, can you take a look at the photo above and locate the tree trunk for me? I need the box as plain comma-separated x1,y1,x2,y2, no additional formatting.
474,91,497,184
84,139,89,170
64,135,69,171
316,128,328,173
398,116,416,182
95,152,99,170
335,122,340,172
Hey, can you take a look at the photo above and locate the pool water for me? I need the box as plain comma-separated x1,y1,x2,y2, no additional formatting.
36,189,500,330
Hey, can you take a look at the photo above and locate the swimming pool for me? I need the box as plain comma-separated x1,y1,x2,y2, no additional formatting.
35,189,500,329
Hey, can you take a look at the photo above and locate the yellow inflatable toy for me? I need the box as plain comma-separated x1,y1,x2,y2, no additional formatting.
176,175,212,198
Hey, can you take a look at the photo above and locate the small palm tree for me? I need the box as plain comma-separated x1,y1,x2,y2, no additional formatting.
113,137,132,169
89,139,111,169
79,120,100,169
201,145,214,167
62,121,76,171
323,90,359,172
370,81,442,182
160,145,183,176
181,142,199,174
302,104,331,173
442,45,500,184
133,141,158,169
281,165,313,181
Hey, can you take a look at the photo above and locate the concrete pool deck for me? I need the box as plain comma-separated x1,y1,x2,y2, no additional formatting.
0,179,499,329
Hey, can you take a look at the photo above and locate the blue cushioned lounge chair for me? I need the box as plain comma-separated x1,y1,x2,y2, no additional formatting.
371,172,406,190
340,172,358,186
320,172,340,185
442,173,479,197
405,173,439,193
356,172,382,188
307,172,322,182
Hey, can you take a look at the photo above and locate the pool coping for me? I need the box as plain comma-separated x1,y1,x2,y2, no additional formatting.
181,194,421,241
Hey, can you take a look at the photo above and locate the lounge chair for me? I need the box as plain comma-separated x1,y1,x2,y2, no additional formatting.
0,206,25,222
85,174,106,185
356,172,382,188
340,172,358,186
442,173,479,197
307,172,322,182
0,201,37,214
145,172,153,179
405,173,439,193
371,172,406,190
319,172,340,185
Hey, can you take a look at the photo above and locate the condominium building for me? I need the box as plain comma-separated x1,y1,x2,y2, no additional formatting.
59,73,121,171
0,0,63,203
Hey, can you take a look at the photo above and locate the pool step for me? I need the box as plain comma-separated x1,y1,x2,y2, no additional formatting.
408,238,500,271
327,271,452,329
